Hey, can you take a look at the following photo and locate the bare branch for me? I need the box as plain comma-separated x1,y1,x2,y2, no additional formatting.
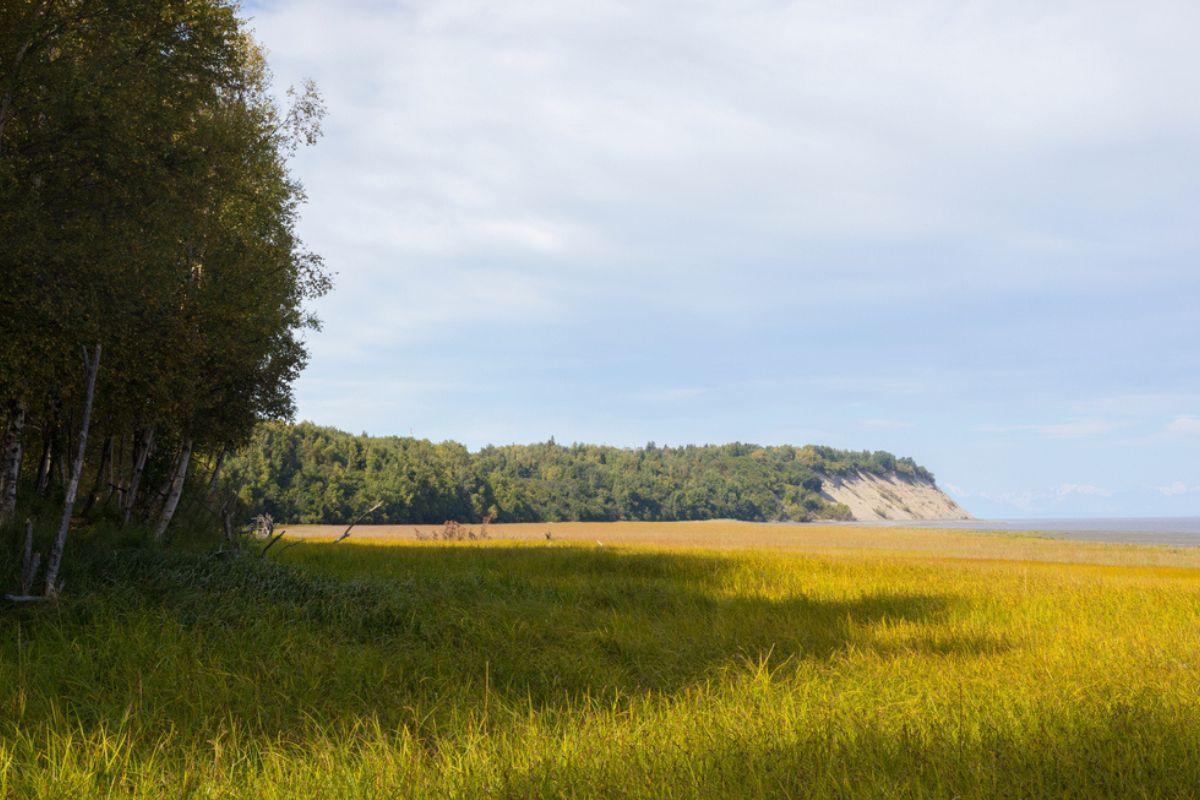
333,500,383,544
259,529,287,558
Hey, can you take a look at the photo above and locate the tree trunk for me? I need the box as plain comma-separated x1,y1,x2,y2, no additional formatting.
18,519,39,595
143,443,181,524
103,434,120,506
0,399,25,527
43,343,101,597
220,497,235,545
205,448,225,501
56,431,69,487
80,433,112,517
122,426,154,526
153,437,191,541
35,425,52,495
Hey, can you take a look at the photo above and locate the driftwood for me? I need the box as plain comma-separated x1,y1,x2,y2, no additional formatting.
332,501,383,544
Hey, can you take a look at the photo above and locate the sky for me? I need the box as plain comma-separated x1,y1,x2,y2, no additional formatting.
244,0,1200,519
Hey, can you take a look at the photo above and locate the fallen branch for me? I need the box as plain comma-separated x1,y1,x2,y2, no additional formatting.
259,529,287,558
333,501,383,544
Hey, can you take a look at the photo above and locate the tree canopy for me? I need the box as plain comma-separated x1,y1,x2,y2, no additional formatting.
0,0,329,589
226,421,936,524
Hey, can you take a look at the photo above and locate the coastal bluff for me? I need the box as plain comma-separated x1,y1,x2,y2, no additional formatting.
820,470,970,521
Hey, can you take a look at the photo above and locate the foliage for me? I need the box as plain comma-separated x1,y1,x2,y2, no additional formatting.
225,421,935,524
0,0,329,555
3,534,1200,798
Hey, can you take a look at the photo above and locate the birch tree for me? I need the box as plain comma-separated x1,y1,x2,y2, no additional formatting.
1,1,329,561
42,343,99,596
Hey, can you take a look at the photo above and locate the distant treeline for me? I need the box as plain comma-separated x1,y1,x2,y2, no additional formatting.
227,422,935,524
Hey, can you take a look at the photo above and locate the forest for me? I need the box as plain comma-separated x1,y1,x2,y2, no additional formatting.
0,0,328,595
226,421,935,524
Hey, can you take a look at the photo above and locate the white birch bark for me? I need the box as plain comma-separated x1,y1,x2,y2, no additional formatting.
153,437,192,541
0,399,25,527
35,429,52,495
43,343,100,597
122,427,154,526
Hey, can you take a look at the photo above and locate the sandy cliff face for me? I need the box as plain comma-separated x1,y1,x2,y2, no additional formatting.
820,471,970,521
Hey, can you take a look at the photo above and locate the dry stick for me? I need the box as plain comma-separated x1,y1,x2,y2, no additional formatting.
43,343,100,597
259,529,287,558
333,501,384,544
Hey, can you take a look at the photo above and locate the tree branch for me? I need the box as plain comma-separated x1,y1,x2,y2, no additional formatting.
333,501,383,544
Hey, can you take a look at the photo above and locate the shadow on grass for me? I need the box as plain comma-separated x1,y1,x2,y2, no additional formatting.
3,542,1009,743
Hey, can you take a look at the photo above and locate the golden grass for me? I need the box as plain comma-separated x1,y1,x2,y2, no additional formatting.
3,525,1200,797
290,519,1200,568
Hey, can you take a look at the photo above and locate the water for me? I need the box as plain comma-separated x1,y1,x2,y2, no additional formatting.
862,517,1200,547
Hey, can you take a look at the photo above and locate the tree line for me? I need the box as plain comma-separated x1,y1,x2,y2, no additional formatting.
0,1,328,595
227,421,936,524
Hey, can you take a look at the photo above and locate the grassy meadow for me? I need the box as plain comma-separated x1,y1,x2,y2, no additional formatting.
4,523,1200,798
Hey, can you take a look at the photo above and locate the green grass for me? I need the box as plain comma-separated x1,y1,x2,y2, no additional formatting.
4,536,1200,798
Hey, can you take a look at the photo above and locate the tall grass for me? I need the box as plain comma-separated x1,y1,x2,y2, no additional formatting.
3,535,1200,798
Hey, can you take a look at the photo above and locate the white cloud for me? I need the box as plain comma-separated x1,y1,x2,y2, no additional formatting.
1165,416,1200,436
253,0,1200,319
1158,481,1199,497
979,420,1120,439
307,265,565,359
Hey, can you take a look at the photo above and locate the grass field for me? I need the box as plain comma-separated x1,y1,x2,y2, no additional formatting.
4,523,1200,797
294,519,1200,567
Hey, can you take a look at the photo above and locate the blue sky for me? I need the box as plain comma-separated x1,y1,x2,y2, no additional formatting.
246,0,1200,518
